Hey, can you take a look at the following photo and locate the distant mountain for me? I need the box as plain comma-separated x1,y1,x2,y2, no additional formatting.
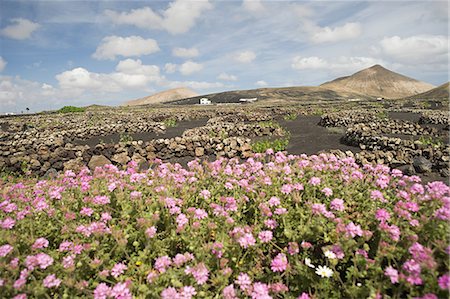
123,87,198,106
406,82,449,100
170,86,372,105
320,65,435,99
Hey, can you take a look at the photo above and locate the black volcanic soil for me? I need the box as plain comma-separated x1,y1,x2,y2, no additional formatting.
74,119,208,147
278,116,360,155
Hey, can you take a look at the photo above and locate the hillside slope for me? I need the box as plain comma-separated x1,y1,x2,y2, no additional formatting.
123,87,198,106
170,86,372,105
407,82,449,99
321,65,435,99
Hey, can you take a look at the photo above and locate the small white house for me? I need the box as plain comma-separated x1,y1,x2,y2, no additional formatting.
239,97,257,103
199,98,211,105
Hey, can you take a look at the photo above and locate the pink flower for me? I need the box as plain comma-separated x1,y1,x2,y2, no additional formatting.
146,271,158,283
345,222,363,238
200,190,211,199
180,286,197,299
94,283,111,299
110,282,132,299
375,209,390,222
146,226,157,238
130,191,142,199
62,254,75,268
235,273,252,290
268,196,280,207
13,294,27,299
281,184,293,194
251,282,270,298
297,293,310,299
308,177,321,186
288,242,299,255
35,253,53,269
223,284,238,299
80,207,93,216
384,266,399,283
271,253,288,272
258,230,273,243
438,274,450,290
270,282,288,293
321,187,333,197
330,198,344,211
176,213,188,231
154,256,172,273
186,262,209,285
43,274,61,288
238,233,256,248
1,217,15,229
93,195,110,205
161,287,179,299
0,244,13,257
111,263,127,278
194,209,208,220
32,237,49,249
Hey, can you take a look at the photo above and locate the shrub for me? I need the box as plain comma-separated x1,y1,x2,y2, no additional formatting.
57,106,86,113
0,154,448,298
251,137,290,153
163,118,177,128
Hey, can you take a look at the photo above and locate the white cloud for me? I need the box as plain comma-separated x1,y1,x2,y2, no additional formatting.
104,1,212,35
0,57,6,72
242,0,265,13
164,63,178,74
172,47,199,58
179,60,203,75
56,67,112,90
255,80,268,87
291,56,328,70
217,72,237,81
292,55,385,74
0,18,40,40
56,60,163,92
166,80,223,90
93,36,160,60
310,22,362,43
234,50,256,63
380,35,448,64
104,7,163,30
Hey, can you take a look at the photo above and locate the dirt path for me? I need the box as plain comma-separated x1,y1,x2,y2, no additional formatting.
278,116,360,155
74,119,208,147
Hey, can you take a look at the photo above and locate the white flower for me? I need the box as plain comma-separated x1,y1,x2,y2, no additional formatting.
304,258,315,268
324,250,336,259
315,265,333,278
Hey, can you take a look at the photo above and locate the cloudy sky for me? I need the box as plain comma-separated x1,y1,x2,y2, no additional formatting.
0,0,448,113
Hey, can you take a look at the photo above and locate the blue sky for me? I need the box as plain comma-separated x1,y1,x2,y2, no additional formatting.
0,0,448,113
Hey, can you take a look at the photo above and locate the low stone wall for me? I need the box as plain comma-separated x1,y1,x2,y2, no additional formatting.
419,111,449,125
318,110,382,127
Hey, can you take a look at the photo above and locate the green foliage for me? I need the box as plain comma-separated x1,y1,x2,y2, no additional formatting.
163,118,177,128
283,113,298,121
57,106,86,113
119,133,134,143
418,136,443,147
251,136,290,153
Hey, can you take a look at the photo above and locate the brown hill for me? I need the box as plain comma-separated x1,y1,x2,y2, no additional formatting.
320,65,435,99
407,82,449,100
170,86,372,105
123,87,198,106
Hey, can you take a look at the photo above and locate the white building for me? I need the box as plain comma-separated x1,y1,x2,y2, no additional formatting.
239,97,257,103
199,98,211,105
